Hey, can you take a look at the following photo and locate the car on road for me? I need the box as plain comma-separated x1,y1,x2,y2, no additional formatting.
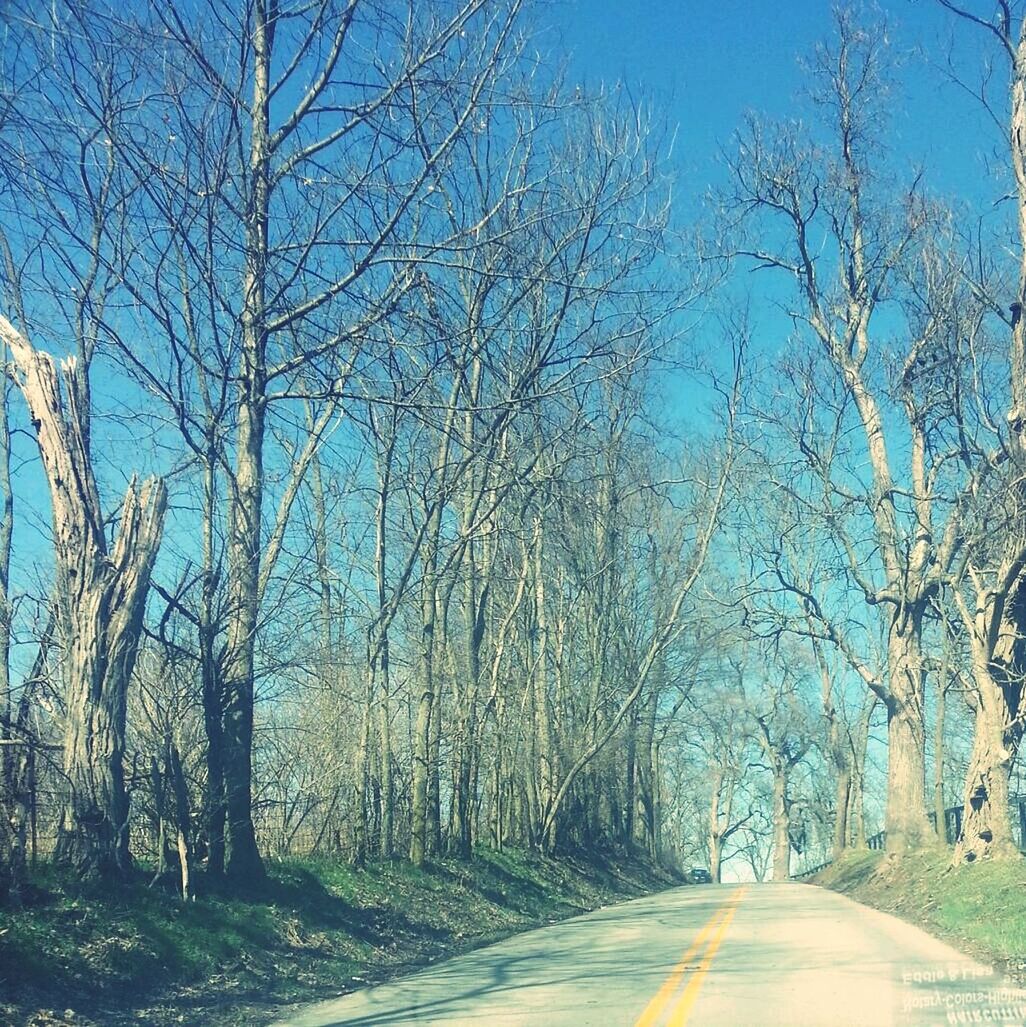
689,867,713,884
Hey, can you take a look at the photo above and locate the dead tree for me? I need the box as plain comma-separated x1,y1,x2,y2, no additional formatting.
0,316,166,880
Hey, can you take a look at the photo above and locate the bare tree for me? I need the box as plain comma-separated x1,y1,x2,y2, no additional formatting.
743,655,815,880
927,1,1026,861
11,0,531,881
727,12,972,850
0,317,166,879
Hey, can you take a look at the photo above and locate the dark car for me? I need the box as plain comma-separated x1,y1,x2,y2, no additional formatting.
690,867,713,884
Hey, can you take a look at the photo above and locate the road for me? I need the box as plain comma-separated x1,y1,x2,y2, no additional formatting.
271,882,1026,1026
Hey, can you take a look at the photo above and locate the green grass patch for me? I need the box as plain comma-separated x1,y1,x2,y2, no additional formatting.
1,848,676,1026
813,848,1026,977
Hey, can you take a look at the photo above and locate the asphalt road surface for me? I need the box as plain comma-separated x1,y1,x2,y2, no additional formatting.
272,882,1026,1026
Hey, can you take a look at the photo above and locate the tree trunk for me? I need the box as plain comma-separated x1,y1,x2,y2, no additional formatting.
624,706,637,846
222,377,265,883
934,672,947,844
428,663,443,857
200,454,226,877
220,0,274,886
850,694,875,848
1,735,31,906
814,640,852,860
410,570,437,866
651,739,663,862
2,621,52,904
531,518,556,851
951,571,1026,864
637,690,659,861
51,465,165,881
884,613,933,851
954,675,1018,863
451,528,485,859
833,764,851,858
0,323,15,902
56,488,164,878
489,757,502,849
351,682,371,866
370,434,395,860
709,771,723,883
201,683,227,878
451,704,476,859
378,678,394,859
1,317,166,881
167,738,192,900
884,693,930,853
771,769,790,881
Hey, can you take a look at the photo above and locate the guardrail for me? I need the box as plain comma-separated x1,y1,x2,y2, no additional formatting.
793,858,833,879
792,796,1026,879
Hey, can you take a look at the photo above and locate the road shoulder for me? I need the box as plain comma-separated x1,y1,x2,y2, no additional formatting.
811,849,1026,987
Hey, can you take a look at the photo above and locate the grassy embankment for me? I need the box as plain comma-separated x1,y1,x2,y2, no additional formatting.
1,847,678,1026
814,849,1026,979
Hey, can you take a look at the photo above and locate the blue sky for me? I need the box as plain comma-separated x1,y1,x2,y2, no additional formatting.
551,0,994,201
541,0,1009,428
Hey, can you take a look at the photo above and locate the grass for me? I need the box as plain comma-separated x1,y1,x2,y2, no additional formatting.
813,848,1026,979
0,847,678,1026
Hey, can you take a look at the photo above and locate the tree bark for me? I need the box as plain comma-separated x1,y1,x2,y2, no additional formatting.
637,690,660,861
883,610,933,851
427,670,443,857
167,739,192,901
834,764,852,857
531,517,556,851
1,316,166,880
949,566,1026,864
199,454,226,877
954,678,1016,862
709,772,724,884
220,0,273,884
410,542,438,866
378,686,393,859
934,669,947,844
849,694,875,848
771,769,791,881
624,706,638,847
351,687,371,866
0,291,16,902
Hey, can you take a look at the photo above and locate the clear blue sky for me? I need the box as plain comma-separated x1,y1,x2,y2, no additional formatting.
550,0,993,203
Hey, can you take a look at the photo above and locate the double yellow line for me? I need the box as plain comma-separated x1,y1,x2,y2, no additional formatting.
633,886,747,1027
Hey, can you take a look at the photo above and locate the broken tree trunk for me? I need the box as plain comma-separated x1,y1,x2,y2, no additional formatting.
0,315,167,881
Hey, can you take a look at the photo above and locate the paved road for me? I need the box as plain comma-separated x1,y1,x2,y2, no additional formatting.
272,883,1026,1026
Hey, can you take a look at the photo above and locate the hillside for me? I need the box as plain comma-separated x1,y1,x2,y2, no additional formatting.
1,850,677,1027
813,850,1026,983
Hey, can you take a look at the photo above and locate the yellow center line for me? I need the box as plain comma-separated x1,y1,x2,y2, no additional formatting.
633,887,746,1027
665,886,747,1026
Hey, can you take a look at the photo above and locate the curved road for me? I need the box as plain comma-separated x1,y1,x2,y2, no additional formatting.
272,883,1026,1026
